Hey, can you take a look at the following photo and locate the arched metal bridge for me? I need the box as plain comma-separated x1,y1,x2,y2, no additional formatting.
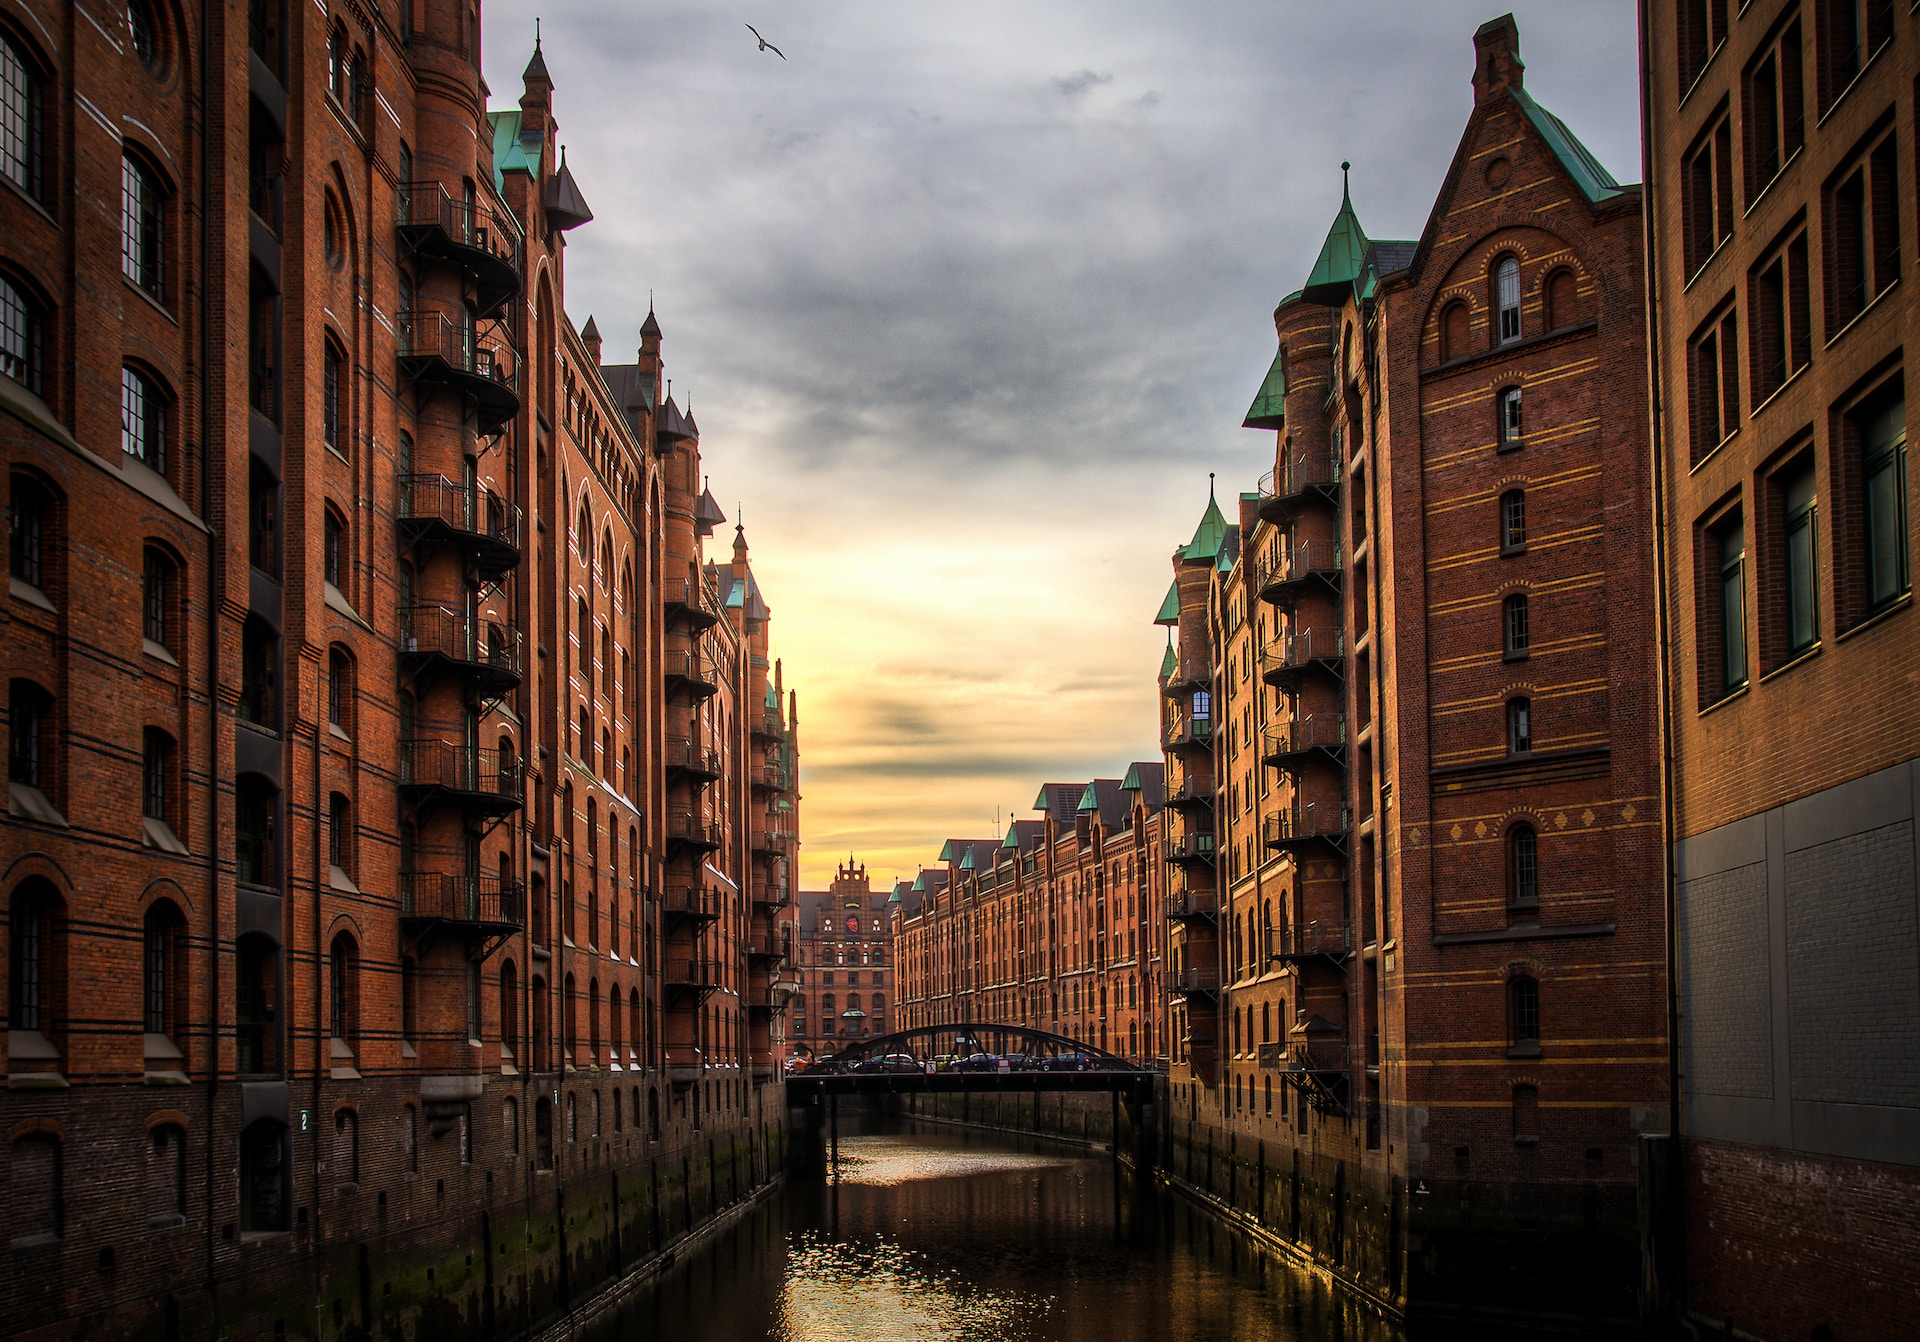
785,1024,1155,1101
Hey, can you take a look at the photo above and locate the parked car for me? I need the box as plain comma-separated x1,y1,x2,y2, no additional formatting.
1003,1053,1041,1072
948,1052,1000,1073
854,1053,923,1075
1041,1052,1091,1072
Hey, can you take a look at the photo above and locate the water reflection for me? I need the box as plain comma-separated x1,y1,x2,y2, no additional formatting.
593,1121,1399,1342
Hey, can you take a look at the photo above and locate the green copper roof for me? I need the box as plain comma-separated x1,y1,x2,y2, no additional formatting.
1510,85,1628,205
1301,178,1369,305
1031,785,1052,810
959,847,977,871
1077,784,1098,813
1154,578,1180,626
1159,643,1177,680
1121,762,1143,791
1243,346,1288,429
1002,821,1020,849
938,839,961,863
912,871,926,891
1181,488,1229,562
489,111,543,195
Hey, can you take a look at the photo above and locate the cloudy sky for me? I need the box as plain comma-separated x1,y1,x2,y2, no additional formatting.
481,1,1642,890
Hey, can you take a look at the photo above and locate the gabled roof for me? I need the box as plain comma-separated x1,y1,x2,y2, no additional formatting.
598,364,655,436
544,152,594,230
1181,486,1230,562
1154,578,1180,626
1510,85,1627,205
1120,760,1166,810
1032,783,1083,826
937,838,999,868
1243,346,1287,430
1002,818,1046,852
1081,778,1129,830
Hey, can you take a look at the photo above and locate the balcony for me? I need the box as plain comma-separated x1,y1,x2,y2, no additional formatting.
752,876,792,910
1161,656,1211,696
1262,802,1348,854
1163,965,1221,997
1261,626,1345,686
1261,713,1347,768
1271,920,1354,966
1274,1039,1351,1116
400,871,524,958
1256,449,1340,524
401,604,522,696
1164,830,1216,867
1164,886,1219,922
665,958,721,1000
746,925,791,963
400,741,524,820
660,883,721,926
396,182,523,319
753,818,795,854
1165,775,1214,811
751,706,784,742
664,811,722,856
663,735,722,783
751,760,791,794
396,474,522,580
663,645,720,699
1256,538,1343,605
396,309,521,436
1161,714,1215,754
662,578,721,631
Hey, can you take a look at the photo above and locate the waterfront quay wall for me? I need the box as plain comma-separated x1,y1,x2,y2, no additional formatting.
6,1074,785,1342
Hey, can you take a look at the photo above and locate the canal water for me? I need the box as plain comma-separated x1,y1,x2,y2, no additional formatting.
585,1119,1401,1342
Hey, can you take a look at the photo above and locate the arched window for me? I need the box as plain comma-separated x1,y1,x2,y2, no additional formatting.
10,471,51,588
1508,825,1539,907
121,365,168,474
1440,300,1471,361
11,1130,61,1243
1495,255,1522,343
1497,386,1524,450
9,879,61,1040
146,1122,185,1226
609,984,623,1063
328,932,357,1045
1,31,45,199
327,792,352,876
121,151,165,299
629,987,641,1061
321,340,343,453
1512,1083,1540,1140
1509,975,1541,1052
10,678,55,803
1547,268,1579,329
588,976,602,1059
576,502,591,562
1502,593,1530,657
534,1096,554,1168
322,504,345,590
327,647,353,734
1,272,45,393
562,972,578,1060
531,976,549,1073
1507,697,1532,756
498,959,518,1053
401,956,418,1043
1500,489,1526,552
234,774,276,886
143,546,175,649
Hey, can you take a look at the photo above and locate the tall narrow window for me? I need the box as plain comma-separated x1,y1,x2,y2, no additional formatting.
143,547,171,648
1508,824,1539,906
122,153,164,300
1781,461,1819,655
328,933,356,1044
1677,0,1727,92
127,1,159,66
0,274,43,394
8,678,50,792
1824,130,1901,335
1498,386,1523,450
328,792,351,874
1860,394,1908,611
1684,109,1736,276
122,366,166,474
327,649,351,732
322,507,343,589
1743,21,1804,199
1749,231,1811,403
8,884,52,1033
1495,257,1522,344
1502,593,1530,658
235,778,274,886
142,728,170,823
1689,304,1741,462
1510,976,1541,1049
1717,518,1748,694
322,342,342,453
1500,490,1526,551
401,957,418,1043
10,473,45,586
0,33,43,199
1507,697,1532,756
1816,0,1893,113
142,902,175,1035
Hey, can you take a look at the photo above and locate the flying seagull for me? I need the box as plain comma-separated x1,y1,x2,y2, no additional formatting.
745,23,785,59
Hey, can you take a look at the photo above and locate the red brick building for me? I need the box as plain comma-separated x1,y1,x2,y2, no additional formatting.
1161,16,1669,1323
1,3,796,1336
1641,1,1920,1336
787,859,892,1060
891,765,1169,1065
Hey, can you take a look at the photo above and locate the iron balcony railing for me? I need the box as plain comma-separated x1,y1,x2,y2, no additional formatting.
1272,920,1354,962
663,645,720,695
401,741,524,804
1162,714,1215,750
397,307,516,388
1260,626,1345,681
1167,775,1214,807
659,884,719,921
1262,713,1346,763
663,735,722,778
1164,831,1216,863
1258,537,1344,595
397,473,523,559
1262,801,1349,848
400,871,525,928
753,706,785,740
662,577,722,628
747,925,792,961
1163,965,1221,995
1283,1040,1351,1073
1164,886,1219,920
1256,449,1340,511
396,181,522,317
402,604,522,682
664,811,723,849
664,958,721,991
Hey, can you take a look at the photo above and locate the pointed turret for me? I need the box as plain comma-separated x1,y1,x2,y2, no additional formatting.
1301,165,1370,305
581,314,602,364
544,146,594,230
1180,474,1230,562
1243,345,1288,430
733,518,750,564
695,480,727,537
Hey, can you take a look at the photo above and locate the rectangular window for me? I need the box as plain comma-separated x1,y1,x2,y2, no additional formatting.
143,550,168,646
1507,697,1532,755
1683,107,1735,276
1743,19,1804,201
1503,594,1530,658
1689,303,1741,463
1748,227,1812,404
0,35,42,199
1825,126,1900,335
1716,516,1748,695
1815,0,1894,115
121,155,163,300
1498,387,1524,450
1678,0,1728,93
1781,461,1819,654
1861,396,1909,609
143,729,168,821
1501,490,1526,551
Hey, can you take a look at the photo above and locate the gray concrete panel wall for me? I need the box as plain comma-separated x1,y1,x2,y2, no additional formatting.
1675,759,1920,1167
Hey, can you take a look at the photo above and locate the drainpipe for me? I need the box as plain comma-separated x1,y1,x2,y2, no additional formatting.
199,0,220,1312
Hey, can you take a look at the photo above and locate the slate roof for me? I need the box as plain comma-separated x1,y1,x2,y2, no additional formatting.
598,363,656,437
1032,783,1084,827
1121,760,1166,810
544,152,593,230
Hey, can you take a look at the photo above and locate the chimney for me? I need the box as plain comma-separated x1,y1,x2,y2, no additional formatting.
1472,14,1523,103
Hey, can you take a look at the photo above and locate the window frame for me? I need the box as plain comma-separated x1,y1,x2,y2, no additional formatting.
1502,592,1531,660
121,150,166,302
0,271,45,395
1497,386,1524,452
121,364,168,477
1500,489,1527,553
1506,696,1533,756
1494,255,1522,345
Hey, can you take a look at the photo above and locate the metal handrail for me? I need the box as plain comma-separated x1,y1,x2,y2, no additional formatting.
1263,713,1346,758
1256,449,1340,501
397,473,522,552
1260,626,1344,676
397,308,517,389
401,871,525,925
398,181,522,272
1163,966,1221,993
402,604,522,677
401,741,524,800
